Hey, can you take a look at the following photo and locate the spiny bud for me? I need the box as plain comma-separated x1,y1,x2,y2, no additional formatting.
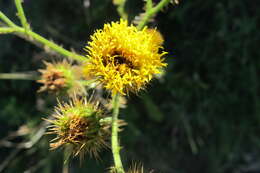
45,96,110,160
37,60,85,96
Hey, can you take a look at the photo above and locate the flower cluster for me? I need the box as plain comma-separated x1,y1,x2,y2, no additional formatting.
42,19,167,172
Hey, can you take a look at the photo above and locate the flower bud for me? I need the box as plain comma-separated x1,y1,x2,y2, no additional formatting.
45,96,110,160
37,60,85,96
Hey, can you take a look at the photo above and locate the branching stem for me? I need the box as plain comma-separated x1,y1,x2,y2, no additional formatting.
0,7,86,62
23,29,86,61
0,11,18,27
14,0,30,32
137,0,171,30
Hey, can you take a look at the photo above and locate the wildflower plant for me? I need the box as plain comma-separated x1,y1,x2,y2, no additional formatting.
0,0,179,172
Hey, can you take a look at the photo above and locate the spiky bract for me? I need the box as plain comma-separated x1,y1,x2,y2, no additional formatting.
38,60,85,95
46,97,110,160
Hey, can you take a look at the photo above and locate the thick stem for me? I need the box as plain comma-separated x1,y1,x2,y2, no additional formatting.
137,0,171,30
111,93,125,173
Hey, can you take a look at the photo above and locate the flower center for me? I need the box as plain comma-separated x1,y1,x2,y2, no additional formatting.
102,51,135,70
114,56,134,69
66,116,88,143
44,70,66,91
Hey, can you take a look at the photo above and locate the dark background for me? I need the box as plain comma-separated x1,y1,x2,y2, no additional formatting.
0,0,259,172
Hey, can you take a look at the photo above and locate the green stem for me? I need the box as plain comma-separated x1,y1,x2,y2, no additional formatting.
99,117,112,125
146,0,153,10
63,146,71,173
0,27,18,34
14,0,30,31
111,93,125,173
1,25,85,62
0,10,85,62
62,163,69,173
23,29,86,62
0,72,39,80
0,11,18,27
117,0,128,20
137,0,171,30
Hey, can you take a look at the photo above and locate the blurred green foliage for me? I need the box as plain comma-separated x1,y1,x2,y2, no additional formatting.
0,0,259,173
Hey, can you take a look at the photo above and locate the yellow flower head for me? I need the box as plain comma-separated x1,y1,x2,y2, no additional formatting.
83,19,167,95
45,96,110,160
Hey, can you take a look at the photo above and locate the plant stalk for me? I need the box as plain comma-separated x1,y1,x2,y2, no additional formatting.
0,72,39,80
137,0,171,30
22,29,86,62
0,27,18,34
146,0,153,10
0,25,86,61
14,0,30,32
0,11,18,27
117,0,128,20
0,11,86,62
111,93,125,173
